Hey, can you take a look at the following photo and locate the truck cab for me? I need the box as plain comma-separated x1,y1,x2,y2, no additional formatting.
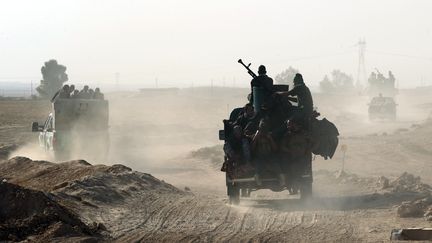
32,113,55,153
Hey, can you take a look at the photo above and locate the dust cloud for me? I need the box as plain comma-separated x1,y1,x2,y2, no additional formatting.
9,142,53,161
9,87,432,191
102,86,432,195
5,86,432,242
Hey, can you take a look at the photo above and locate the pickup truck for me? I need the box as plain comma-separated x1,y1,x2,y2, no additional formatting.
32,98,109,161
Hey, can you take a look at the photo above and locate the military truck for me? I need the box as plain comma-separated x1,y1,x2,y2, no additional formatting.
32,98,109,161
368,96,397,121
219,108,338,204
219,60,339,205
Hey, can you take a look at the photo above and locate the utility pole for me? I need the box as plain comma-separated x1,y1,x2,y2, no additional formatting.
356,38,367,88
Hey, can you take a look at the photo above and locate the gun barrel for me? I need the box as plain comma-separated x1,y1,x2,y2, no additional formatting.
238,58,257,78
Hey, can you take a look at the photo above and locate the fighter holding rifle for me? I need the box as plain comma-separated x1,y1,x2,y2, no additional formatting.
238,59,313,130
238,59,273,94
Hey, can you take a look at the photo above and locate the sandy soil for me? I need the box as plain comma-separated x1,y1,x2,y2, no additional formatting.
2,88,432,242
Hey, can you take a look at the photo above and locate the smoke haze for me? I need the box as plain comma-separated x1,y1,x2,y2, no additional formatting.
0,0,431,89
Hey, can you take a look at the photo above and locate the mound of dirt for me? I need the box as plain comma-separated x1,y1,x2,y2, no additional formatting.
0,156,185,241
0,157,180,195
389,172,431,194
392,173,432,219
0,181,96,242
314,169,379,188
397,195,432,218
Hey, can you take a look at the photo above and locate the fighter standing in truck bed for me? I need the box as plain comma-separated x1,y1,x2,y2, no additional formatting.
251,65,273,93
279,73,313,129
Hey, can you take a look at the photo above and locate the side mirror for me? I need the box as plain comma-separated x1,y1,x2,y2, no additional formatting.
31,122,39,132
219,130,225,141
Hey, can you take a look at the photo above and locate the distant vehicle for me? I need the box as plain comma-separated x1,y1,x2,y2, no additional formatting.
32,98,109,161
368,96,397,121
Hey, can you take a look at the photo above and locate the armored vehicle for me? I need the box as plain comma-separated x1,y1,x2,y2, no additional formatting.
368,96,397,121
32,98,109,161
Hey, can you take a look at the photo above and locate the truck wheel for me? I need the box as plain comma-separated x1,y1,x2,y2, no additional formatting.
300,182,312,200
227,184,240,205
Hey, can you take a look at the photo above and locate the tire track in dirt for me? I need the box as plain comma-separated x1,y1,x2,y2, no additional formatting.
245,212,279,242
224,206,250,239
118,196,358,243
137,196,192,241
200,205,251,242
116,201,165,238
178,206,232,242
259,211,307,243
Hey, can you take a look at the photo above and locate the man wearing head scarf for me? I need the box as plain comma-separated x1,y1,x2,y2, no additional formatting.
280,73,313,129
233,103,255,129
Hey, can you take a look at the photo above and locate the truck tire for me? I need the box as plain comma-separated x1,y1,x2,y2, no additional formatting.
227,184,240,205
300,182,312,200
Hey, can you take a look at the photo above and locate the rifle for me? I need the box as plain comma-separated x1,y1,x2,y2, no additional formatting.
238,59,257,78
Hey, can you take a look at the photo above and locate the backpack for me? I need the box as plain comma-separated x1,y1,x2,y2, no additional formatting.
311,118,339,159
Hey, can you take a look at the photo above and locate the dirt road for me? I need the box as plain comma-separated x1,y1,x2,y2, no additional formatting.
3,156,429,242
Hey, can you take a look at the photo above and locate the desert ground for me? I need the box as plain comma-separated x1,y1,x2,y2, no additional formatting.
2,87,432,242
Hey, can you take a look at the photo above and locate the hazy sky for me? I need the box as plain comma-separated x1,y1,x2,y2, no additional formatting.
0,0,431,89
